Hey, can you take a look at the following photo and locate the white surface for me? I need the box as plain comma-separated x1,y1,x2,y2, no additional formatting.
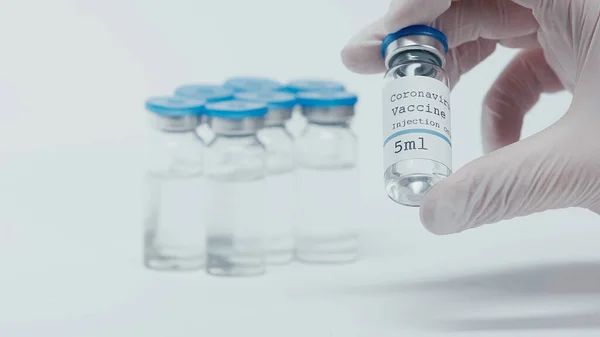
2,0,600,336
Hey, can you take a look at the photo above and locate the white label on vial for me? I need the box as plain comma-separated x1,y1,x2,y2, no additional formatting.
382,76,452,171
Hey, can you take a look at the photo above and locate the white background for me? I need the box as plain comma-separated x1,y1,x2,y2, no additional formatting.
1,0,600,336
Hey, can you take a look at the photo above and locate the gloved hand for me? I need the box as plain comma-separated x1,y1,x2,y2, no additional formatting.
342,0,600,235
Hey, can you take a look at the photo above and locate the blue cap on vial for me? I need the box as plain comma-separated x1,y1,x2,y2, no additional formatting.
145,96,206,116
284,79,346,93
381,25,449,58
223,77,283,93
174,84,234,103
296,91,358,108
234,91,296,110
205,100,269,119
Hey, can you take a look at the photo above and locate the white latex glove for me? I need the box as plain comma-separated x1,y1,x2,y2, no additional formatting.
341,0,600,235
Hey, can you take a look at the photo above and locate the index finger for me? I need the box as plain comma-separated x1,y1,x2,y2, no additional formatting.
385,0,539,48
340,0,538,75
384,0,454,33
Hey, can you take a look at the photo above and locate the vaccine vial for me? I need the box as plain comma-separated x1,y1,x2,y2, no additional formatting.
294,91,360,264
284,80,347,137
174,84,234,103
174,84,235,144
381,25,452,207
143,96,207,271
283,79,346,93
234,91,297,265
224,76,283,93
203,100,268,276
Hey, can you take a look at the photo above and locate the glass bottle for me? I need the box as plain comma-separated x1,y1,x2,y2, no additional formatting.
294,91,360,264
283,79,346,137
174,84,234,103
235,91,297,265
283,79,346,93
174,84,235,143
381,25,452,207
203,100,268,276
224,76,283,93
143,96,207,271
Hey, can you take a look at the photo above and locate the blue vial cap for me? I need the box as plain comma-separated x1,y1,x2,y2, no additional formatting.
381,25,449,58
205,100,269,119
174,84,234,103
296,91,358,108
234,91,296,109
223,76,283,93
277,87,296,93
284,79,346,93
145,96,205,116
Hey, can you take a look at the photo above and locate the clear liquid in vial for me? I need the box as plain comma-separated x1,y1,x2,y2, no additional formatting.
144,173,207,271
295,166,360,264
263,171,295,265
384,159,450,207
205,178,266,276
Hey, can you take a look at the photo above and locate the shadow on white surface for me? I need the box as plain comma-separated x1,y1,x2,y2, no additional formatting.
403,262,600,295
341,262,600,332
437,310,600,332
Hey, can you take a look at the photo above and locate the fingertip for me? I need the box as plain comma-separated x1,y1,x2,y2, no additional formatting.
340,17,387,74
339,44,359,72
419,180,464,236
340,42,386,74
382,10,401,34
384,0,452,33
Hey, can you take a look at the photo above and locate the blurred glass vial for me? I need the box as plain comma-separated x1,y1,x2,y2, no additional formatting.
294,91,361,264
203,100,270,277
234,91,297,265
174,84,234,103
283,79,346,93
174,84,235,142
143,96,208,271
224,76,283,93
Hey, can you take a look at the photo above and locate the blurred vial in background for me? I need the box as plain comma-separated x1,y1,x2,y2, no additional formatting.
174,84,235,143
235,91,297,265
294,91,360,264
174,84,234,103
224,76,283,93
381,25,452,207
283,79,346,94
143,96,207,271
204,100,269,276
282,79,346,137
